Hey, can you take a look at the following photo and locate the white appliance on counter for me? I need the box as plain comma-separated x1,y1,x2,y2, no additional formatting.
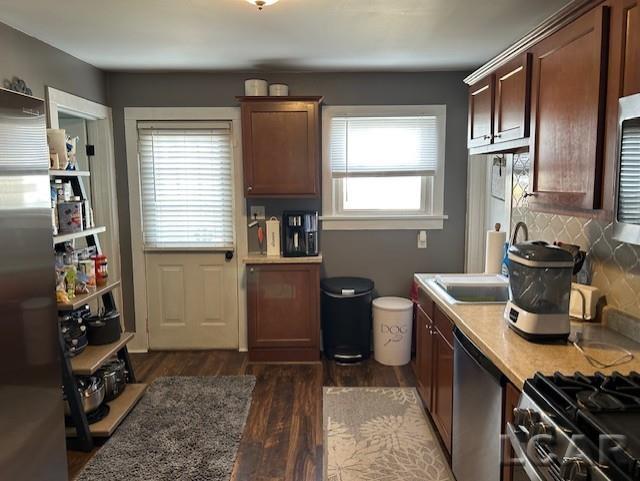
265,216,280,257
504,241,575,342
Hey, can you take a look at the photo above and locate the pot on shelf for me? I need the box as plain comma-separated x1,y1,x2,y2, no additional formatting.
64,375,105,414
85,309,121,345
97,358,127,401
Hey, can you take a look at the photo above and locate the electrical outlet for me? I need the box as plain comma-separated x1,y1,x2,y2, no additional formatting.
250,205,265,220
417,230,427,249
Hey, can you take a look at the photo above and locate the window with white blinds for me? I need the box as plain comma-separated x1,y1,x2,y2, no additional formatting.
618,119,640,225
329,116,439,177
137,121,234,249
322,105,446,230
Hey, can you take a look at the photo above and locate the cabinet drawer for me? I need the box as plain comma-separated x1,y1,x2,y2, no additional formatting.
434,306,454,347
418,288,434,320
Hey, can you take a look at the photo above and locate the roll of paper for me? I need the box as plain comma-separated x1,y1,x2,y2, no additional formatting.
485,229,507,274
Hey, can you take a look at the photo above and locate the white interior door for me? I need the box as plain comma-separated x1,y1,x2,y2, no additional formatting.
146,251,238,349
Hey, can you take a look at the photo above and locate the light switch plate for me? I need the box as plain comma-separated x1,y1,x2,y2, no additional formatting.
417,230,427,249
250,205,265,220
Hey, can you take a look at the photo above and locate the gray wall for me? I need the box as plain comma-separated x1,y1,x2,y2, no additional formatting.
106,71,470,330
0,22,106,103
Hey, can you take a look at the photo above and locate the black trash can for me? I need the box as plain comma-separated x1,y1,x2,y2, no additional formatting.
321,277,375,363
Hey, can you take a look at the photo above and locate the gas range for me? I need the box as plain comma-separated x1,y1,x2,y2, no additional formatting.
508,372,640,481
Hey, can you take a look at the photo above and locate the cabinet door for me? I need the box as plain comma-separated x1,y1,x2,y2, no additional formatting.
241,100,320,197
493,54,531,142
502,382,521,481
468,76,495,148
416,306,434,411
247,264,320,350
432,331,454,454
622,0,640,96
529,6,609,211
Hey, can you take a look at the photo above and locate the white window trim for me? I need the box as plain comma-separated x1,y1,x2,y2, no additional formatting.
321,105,447,231
124,107,248,353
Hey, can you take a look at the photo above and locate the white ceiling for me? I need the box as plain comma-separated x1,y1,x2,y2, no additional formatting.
0,0,570,71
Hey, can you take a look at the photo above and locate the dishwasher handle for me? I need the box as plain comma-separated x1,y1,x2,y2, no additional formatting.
453,327,504,383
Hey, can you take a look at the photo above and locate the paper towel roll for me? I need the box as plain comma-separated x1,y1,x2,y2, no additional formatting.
485,228,506,274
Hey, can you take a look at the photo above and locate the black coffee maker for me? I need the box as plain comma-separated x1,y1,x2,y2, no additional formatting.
282,211,319,257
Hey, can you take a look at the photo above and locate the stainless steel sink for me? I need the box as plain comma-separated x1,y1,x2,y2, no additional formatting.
417,274,509,305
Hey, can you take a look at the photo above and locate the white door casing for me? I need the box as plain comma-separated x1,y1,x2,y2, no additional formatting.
125,107,248,352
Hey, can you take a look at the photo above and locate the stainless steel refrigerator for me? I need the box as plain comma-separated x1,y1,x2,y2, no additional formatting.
0,87,68,480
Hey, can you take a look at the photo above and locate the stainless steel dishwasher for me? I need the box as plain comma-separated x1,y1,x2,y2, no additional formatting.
452,327,505,481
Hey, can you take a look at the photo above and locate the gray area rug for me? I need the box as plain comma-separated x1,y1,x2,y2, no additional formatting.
323,387,453,481
77,376,256,481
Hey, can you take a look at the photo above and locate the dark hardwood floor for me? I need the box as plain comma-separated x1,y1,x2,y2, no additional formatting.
67,351,416,480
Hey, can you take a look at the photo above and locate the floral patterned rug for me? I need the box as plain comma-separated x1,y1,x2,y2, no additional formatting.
323,387,453,481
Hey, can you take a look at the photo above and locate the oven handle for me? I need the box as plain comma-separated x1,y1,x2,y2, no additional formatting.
507,423,547,481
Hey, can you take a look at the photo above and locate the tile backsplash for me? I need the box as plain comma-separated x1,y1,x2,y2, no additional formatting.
510,153,640,338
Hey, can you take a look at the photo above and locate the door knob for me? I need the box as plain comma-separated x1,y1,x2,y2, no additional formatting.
225,251,234,260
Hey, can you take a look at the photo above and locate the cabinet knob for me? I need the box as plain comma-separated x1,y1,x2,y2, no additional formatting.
247,186,253,192
494,133,502,139
523,191,538,198
249,267,255,273
483,134,492,140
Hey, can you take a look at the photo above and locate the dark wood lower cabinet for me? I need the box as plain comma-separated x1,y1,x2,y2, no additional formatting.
415,306,434,411
416,291,454,455
431,328,454,454
247,263,320,362
502,381,522,481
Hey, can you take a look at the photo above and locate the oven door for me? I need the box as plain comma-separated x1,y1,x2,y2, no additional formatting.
507,423,552,481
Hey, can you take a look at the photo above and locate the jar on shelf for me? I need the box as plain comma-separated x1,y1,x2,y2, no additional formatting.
92,254,108,287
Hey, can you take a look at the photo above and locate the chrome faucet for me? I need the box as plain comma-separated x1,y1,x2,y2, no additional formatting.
511,221,529,245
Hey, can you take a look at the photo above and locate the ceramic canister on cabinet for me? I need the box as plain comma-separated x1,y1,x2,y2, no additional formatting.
244,79,268,96
269,83,289,96
266,217,281,257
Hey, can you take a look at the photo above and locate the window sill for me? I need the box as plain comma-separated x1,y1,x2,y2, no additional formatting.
320,214,447,231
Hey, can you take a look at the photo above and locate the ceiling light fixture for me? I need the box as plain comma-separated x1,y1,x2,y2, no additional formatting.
246,0,279,10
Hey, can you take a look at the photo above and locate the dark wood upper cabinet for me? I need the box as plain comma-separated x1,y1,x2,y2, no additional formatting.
468,76,494,148
622,0,640,96
493,54,532,142
239,97,322,197
528,5,610,212
247,263,320,362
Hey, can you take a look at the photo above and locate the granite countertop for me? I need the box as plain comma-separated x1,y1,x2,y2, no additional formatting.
244,254,323,265
415,274,640,390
